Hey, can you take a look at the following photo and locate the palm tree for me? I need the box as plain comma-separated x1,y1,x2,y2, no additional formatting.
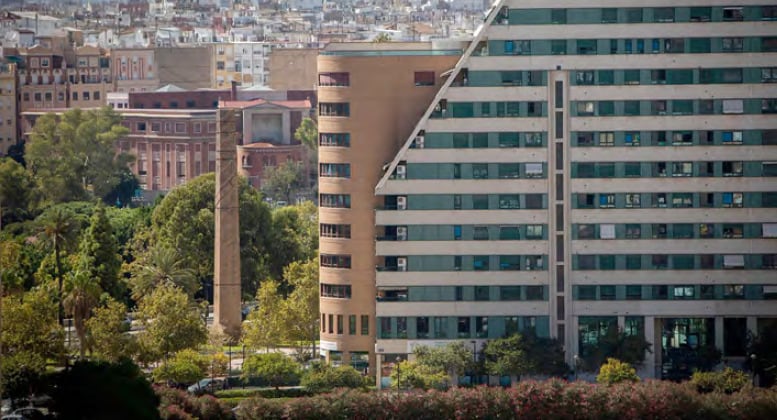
129,246,198,302
63,269,102,358
40,207,76,327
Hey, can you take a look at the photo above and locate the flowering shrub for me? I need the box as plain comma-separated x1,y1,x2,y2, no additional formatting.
155,386,232,420
233,380,777,420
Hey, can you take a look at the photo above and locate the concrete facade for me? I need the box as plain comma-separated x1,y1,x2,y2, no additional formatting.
268,48,319,91
319,1,777,382
0,63,18,155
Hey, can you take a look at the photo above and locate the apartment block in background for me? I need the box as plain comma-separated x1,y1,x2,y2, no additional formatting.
112,48,159,93
318,1,777,383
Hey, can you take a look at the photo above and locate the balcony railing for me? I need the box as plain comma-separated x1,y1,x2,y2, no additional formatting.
375,235,398,241
375,266,399,272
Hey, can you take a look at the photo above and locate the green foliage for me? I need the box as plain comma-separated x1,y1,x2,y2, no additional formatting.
26,107,132,206
268,204,317,282
596,358,639,385
129,245,199,301
49,359,160,420
148,173,274,297
582,326,652,370
0,290,64,399
748,326,777,387
484,333,568,378
301,362,369,393
76,203,123,299
414,342,473,383
215,388,311,399
294,117,317,151
261,160,306,204
63,269,102,358
390,360,448,390
38,205,79,324
373,33,392,43
0,157,33,225
241,353,301,390
153,349,209,385
692,367,750,394
136,283,207,362
281,258,319,356
86,297,136,362
242,279,285,351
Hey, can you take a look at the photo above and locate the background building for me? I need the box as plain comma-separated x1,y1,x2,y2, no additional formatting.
318,1,777,382
0,62,18,155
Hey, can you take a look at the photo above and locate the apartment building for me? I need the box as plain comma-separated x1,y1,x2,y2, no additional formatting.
17,45,68,113
317,42,462,371
112,48,159,93
0,63,18,155
67,46,113,109
318,1,777,383
212,42,282,89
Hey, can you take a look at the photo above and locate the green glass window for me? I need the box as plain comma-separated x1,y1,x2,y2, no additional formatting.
598,70,614,85
500,286,521,300
499,132,519,148
626,285,642,299
600,255,616,270
624,101,640,115
498,194,519,209
473,195,489,209
500,255,521,271
499,226,520,240
626,255,642,270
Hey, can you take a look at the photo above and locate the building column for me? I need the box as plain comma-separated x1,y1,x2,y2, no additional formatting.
617,316,625,330
747,317,758,336
714,317,725,352
643,316,656,379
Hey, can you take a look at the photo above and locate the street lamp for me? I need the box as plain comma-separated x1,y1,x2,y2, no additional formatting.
395,356,401,396
750,354,757,387
573,355,580,381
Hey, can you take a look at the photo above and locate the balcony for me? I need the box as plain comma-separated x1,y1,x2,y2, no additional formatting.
375,266,400,272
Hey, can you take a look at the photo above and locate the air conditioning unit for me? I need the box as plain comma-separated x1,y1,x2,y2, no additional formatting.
397,226,407,241
414,135,425,149
397,196,407,210
397,257,407,272
395,165,406,179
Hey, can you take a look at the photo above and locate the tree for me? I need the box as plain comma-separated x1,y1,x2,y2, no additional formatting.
747,326,777,387
77,204,123,299
301,361,369,393
63,269,102,358
268,204,318,281
25,107,132,206
0,289,64,400
49,359,160,420
390,360,447,390
483,334,531,381
596,358,639,385
260,160,305,204
129,246,198,302
413,342,473,387
241,279,284,351
294,117,317,188
39,207,78,326
241,353,300,390
581,326,651,370
136,284,207,363
0,158,33,227
281,258,319,359
147,173,273,298
86,298,136,362
152,349,208,385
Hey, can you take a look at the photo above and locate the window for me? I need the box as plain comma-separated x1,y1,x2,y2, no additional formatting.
577,132,593,146
320,284,352,298
598,132,614,146
653,224,668,239
576,71,594,85
722,37,744,52
320,224,351,238
673,286,695,299
473,226,489,240
526,225,543,239
625,224,641,239
319,133,350,147
654,7,675,22
599,194,615,208
525,163,543,178
722,161,743,176
414,71,435,86
473,195,489,209
672,162,693,177
498,194,519,209
458,317,471,338
578,286,596,300
625,193,641,208
175,122,186,133
361,315,369,335
723,7,743,22
723,255,745,269
690,7,711,22
626,285,642,300
472,163,489,179
600,224,615,239
721,192,743,208
577,102,594,116
137,122,146,132
320,254,351,268
319,102,350,117
624,101,640,115
652,254,669,269
320,194,351,208
319,163,351,178
578,255,595,270
577,224,595,239
672,193,693,208
498,163,520,179
318,72,349,87
499,226,519,240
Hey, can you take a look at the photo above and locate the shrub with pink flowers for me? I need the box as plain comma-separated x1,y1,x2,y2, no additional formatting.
234,380,777,420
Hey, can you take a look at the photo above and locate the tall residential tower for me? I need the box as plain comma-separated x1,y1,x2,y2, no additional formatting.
319,1,777,383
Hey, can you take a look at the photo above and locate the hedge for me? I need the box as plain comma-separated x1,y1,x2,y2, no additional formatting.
216,387,311,399
234,380,777,420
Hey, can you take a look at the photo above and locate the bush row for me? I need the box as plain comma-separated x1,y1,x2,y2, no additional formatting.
234,380,777,420
216,387,312,399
